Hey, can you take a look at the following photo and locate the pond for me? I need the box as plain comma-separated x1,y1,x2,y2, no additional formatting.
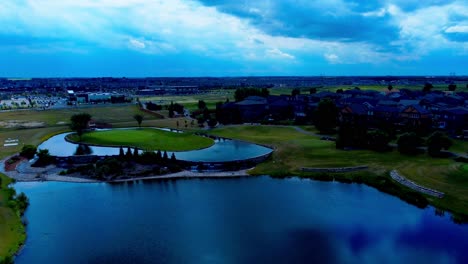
14,177,468,264
38,131,273,162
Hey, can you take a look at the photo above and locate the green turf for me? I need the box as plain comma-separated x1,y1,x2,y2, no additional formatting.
209,125,468,216
0,173,26,259
68,128,214,151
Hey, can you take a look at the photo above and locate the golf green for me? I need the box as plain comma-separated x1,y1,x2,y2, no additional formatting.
69,128,214,151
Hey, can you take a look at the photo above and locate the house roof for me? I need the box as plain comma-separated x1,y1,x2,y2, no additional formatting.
402,104,431,115
342,104,369,115
373,105,400,113
236,96,267,106
399,99,420,107
444,107,468,115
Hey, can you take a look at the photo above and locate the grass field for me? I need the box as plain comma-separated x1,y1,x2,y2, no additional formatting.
140,90,233,111
208,125,468,216
0,173,26,260
68,128,214,151
0,104,159,127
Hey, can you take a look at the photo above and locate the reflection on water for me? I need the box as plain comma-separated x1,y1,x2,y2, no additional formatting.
14,177,468,264
74,144,93,155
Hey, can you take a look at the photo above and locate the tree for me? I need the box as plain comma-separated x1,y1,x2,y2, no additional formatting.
163,151,169,161
37,149,53,166
397,132,423,155
133,114,143,128
207,119,218,128
198,100,206,110
291,88,300,97
309,88,317,94
448,84,457,92
133,147,139,158
70,113,92,140
126,147,133,159
387,84,393,91
314,99,338,134
20,145,37,159
119,146,125,158
156,150,162,163
423,82,433,93
367,130,390,152
427,131,452,157
336,88,344,94
234,87,269,102
170,153,177,162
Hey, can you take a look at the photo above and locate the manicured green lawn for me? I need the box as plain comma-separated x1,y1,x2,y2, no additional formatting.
0,173,26,259
209,125,468,216
69,128,214,151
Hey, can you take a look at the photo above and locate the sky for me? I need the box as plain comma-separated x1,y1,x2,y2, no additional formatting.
0,0,467,77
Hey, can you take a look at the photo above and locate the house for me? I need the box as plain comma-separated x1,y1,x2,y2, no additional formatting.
373,105,400,124
235,96,268,123
339,104,373,126
400,105,432,132
440,107,468,133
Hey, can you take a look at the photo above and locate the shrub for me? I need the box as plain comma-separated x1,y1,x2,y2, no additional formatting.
397,132,423,155
20,145,37,159
427,131,452,157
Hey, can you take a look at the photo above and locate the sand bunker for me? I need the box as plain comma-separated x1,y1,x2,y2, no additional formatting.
0,120,46,128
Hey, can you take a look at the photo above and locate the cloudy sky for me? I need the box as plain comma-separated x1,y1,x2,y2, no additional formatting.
1,0,467,77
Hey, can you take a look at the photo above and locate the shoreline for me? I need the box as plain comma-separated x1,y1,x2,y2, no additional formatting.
1,157,253,184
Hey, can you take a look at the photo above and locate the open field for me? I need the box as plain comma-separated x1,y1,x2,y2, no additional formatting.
0,173,26,259
208,125,468,216
0,104,160,128
68,128,214,151
139,90,234,111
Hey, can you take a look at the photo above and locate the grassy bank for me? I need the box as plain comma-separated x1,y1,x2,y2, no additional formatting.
0,173,26,261
67,128,214,151
209,125,468,217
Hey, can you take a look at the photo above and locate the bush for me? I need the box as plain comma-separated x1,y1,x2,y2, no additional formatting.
20,145,37,159
0,255,14,264
367,130,391,152
397,132,423,155
34,149,54,166
427,131,452,157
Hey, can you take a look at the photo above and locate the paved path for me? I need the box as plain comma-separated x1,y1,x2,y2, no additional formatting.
110,169,251,183
390,170,445,198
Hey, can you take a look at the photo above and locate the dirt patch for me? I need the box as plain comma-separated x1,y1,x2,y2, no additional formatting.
0,120,46,128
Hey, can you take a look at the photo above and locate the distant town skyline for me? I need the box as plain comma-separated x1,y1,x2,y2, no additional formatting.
1,0,467,77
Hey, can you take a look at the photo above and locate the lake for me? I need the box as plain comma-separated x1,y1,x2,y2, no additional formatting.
14,177,468,264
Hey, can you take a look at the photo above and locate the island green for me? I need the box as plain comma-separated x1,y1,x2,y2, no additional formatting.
67,128,214,151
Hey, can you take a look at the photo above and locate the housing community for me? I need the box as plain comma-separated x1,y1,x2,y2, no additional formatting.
217,86,468,138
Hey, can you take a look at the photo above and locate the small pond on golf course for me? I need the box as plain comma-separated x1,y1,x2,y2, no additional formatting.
38,129,273,162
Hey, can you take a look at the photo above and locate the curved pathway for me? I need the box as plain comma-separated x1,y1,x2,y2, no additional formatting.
390,170,445,198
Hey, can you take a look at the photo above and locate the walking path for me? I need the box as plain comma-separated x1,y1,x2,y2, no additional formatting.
390,170,445,198
110,169,251,183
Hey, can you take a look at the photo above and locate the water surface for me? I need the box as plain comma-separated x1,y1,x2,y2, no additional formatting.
15,177,468,264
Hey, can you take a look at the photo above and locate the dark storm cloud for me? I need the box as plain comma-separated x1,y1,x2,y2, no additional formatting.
198,0,398,47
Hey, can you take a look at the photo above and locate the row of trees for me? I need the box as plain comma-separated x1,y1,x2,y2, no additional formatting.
336,126,453,157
